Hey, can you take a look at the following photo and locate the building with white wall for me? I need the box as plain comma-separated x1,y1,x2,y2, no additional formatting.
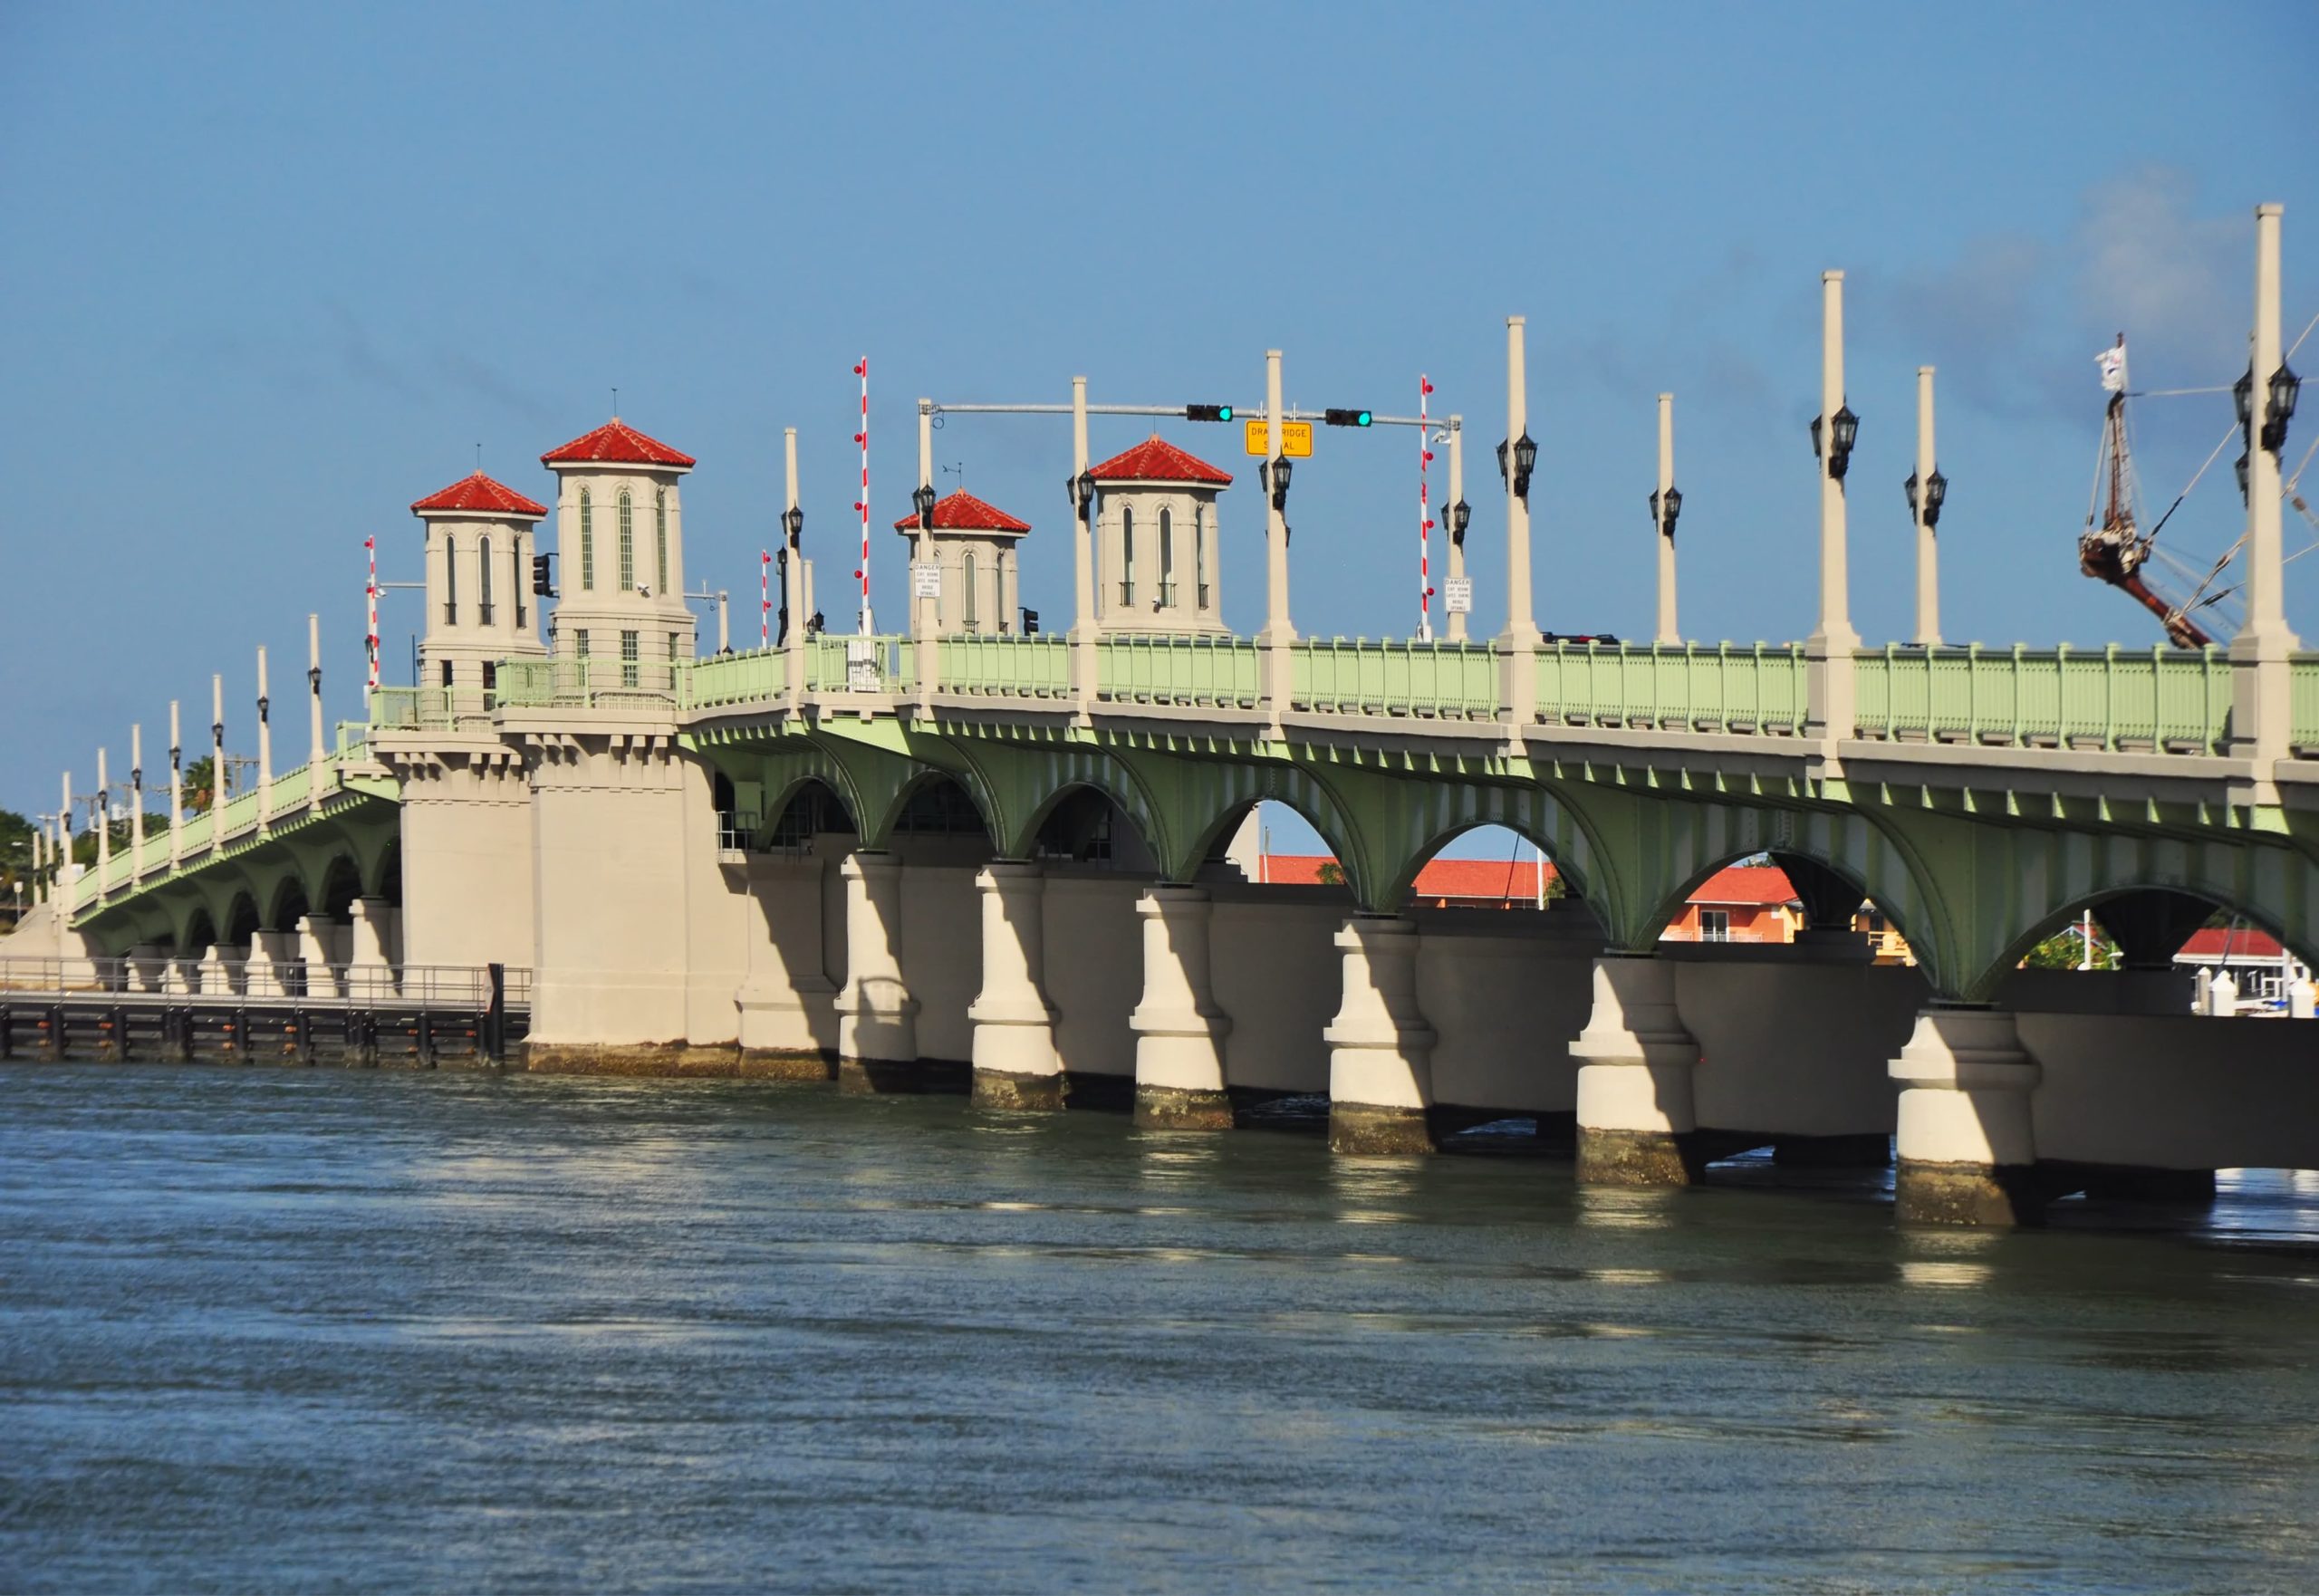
542,418,698,688
1089,437,1230,635
890,490,1030,634
409,472,549,698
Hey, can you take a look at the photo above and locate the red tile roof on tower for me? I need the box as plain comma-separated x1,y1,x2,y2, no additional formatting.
890,489,1032,534
409,471,550,518
1088,435,1233,486
540,417,697,468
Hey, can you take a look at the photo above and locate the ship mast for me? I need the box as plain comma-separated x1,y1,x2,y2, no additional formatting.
2077,333,2213,648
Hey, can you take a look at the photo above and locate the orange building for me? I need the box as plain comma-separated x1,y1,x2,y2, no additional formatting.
1659,865,1800,944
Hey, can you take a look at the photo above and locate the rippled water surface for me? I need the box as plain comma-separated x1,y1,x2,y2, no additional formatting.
4,1065,2317,1593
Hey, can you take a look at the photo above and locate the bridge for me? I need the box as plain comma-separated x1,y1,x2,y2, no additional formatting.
20,219,2319,1226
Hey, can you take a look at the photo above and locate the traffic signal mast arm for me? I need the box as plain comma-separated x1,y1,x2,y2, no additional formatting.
929,402,1424,426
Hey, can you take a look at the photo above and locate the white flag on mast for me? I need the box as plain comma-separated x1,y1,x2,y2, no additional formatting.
2096,343,2128,393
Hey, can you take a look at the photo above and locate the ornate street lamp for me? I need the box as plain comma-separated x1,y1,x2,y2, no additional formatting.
1262,457,1293,511
1904,468,1948,528
2264,362,2301,453
1649,485,1683,538
911,483,937,533
1812,404,1860,481
1444,497,1471,544
1496,431,1538,500
1067,470,1095,524
782,505,804,543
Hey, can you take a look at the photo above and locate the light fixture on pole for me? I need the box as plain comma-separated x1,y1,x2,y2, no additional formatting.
1067,469,1095,524
1496,432,1537,500
1262,457,1293,511
2265,362,2301,453
1445,498,1471,544
1902,468,1947,527
1810,404,1860,481
1649,486,1683,538
911,483,937,533
783,505,804,544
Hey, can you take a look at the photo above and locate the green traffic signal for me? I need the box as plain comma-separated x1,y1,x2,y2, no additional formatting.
1185,404,1234,422
1323,408,1372,427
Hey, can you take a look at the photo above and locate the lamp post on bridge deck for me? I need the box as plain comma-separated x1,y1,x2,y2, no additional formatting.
2231,202,2303,785
1805,271,1860,749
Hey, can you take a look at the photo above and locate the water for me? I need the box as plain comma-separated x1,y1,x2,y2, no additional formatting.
4,1067,2317,1593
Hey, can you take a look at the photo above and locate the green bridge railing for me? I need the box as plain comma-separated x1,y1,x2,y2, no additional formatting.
1536,642,1808,735
1098,635,1260,708
360,636,2319,764
1292,639,1498,719
1853,644,2235,754
71,730,381,917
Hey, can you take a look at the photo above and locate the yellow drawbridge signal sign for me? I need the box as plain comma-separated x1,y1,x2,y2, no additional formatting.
1243,419,1313,458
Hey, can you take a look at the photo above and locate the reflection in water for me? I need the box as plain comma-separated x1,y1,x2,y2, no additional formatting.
1573,1185,1685,1231
3,1065,2317,1592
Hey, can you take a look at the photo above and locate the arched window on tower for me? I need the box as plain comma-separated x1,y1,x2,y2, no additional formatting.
479,534,495,624
1159,507,1175,607
964,552,978,630
444,534,457,624
580,489,595,590
618,489,635,591
1195,505,1209,608
655,487,670,594
1121,505,1135,608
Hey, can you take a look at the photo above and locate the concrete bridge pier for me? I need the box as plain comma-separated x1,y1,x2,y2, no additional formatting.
735,855,839,1078
1889,1006,2042,1226
128,945,168,994
1572,955,1703,1185
1323,916,1439,1154
299,914,346,999
833,851,919,1091
199,943,243,995
967,861,1063,1111
248,931,303,998
346,898,398,992
165,956,199,995
1130,886,1233,1129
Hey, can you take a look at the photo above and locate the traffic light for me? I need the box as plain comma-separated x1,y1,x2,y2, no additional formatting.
1323,408,1372,428
1184,403,1234,422
1020,608,1040,636
531,553,556,597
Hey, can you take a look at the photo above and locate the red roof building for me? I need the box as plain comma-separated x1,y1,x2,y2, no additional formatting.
1256,853,1559,904
890,490,1032,534
2176,927,2287,961
540,418,697,471
1088,436,1234,486
409,471,549,519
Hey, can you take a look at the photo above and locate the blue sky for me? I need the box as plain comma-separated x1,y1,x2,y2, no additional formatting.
4,2,2316,833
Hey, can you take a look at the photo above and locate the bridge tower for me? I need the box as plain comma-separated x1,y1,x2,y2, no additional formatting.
409,471,551,696
540,418,699,686
1087,436,1232,635
891,490,1032,634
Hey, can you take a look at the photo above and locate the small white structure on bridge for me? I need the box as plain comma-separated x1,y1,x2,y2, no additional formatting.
1089,436,1230,635
409,472,550,697
543,418,698,685
891,491,1031,635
